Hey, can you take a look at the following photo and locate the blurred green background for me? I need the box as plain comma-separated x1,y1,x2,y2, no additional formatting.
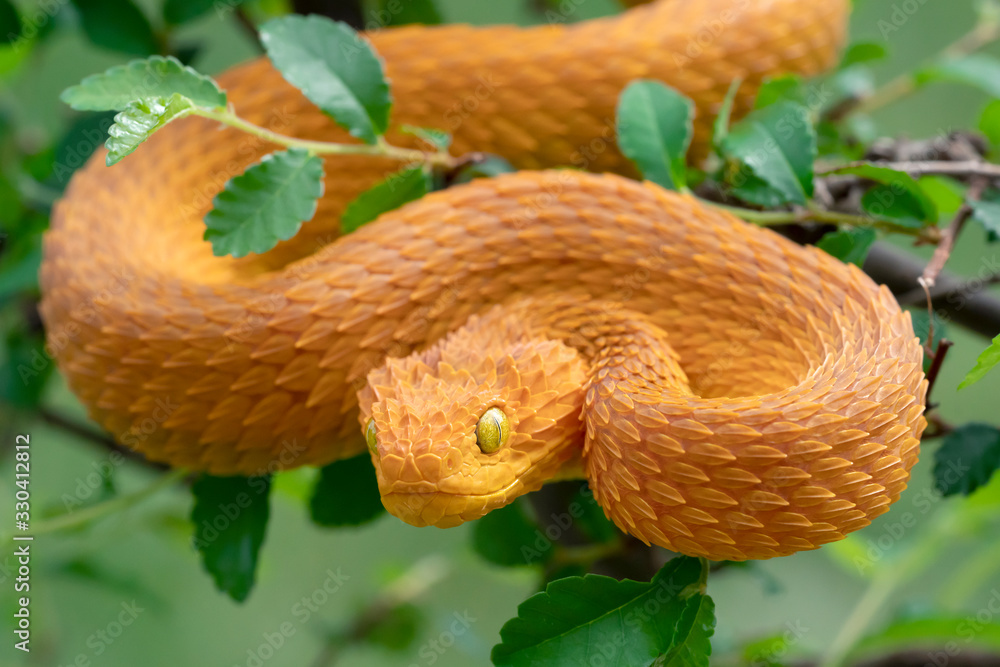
4,0,1000,665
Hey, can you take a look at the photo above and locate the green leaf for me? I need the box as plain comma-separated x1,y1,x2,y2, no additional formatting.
753,75,805,109
203,148,325,258
400,125,451,151
727,171,789,208
309,453,386,527
191,475,271,603
49,111,117,186
491,556,713,667
0,327,53,408
917,54,1000,98
163,0,216,25
721,101,815,205
260,15,391,145
61,56,227,112
105,94,194,166
960,333,1000,390
933,423,1000,497
662,595,715,666
712,79,741,149
829,165,937,226
372,0,442,25
472,501,548,567
980,99,1000,149
0,238,41,302
0,0,23,45
840,42,888,69
70,0,159,56
971,199,1000,241
824,66,876,113
816,227,876,267
341,166,429,234
617,80,694,191
917,175,965,218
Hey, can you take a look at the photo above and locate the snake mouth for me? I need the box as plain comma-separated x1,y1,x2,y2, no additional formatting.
379,473,528,528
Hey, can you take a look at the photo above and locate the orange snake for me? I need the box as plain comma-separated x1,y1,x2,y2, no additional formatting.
40,0,928,560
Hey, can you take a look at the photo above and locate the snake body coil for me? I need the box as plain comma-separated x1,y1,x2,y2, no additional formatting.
41,0,927,560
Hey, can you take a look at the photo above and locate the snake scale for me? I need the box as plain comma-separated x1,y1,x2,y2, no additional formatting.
40,0,927,560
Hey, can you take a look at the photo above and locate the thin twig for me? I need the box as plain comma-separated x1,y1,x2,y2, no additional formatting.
37,407,168,471
817,160,1000,181
924,339,954,409
896,271,1000,306
918,180,987,291
0,468,188,543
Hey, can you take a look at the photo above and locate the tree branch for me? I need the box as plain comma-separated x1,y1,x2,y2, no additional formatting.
863,243,1000,339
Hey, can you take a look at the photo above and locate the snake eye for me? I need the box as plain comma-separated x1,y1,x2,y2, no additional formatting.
365,418,378,455
476,407,509,454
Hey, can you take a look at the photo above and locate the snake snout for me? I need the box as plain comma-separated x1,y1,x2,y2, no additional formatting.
356,303,593,528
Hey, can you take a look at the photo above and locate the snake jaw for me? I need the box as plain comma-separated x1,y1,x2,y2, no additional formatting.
358,307,590,528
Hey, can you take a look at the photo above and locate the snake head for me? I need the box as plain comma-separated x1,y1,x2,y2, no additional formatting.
357,307,589,528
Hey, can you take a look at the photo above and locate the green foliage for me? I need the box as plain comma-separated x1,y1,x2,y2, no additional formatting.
69,0,159,56
712,79,741,148
933,423,1000,497
971,200,1000,241
980,100,1000,150
816,227,877,267
0,0,22,45
830,165,937,227
491,557,713,667
365,603,423,651
400,125,452,151
917,54,1000,98
960,333,1000,390
472,501,549,567
341,166,431,233
309,453,386,527
61,56,227,112
203,148,325,257
852,616,1000,660
191,475,272,603
617,80,694,191
260,15,392,144
373,0,442,26
753,75,805,109
0,326,53,408
721,100,816,205
105,94,194,165
840,42,888,69
163,0,216,25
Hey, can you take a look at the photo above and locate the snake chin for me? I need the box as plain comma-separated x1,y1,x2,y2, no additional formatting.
357,305,590,528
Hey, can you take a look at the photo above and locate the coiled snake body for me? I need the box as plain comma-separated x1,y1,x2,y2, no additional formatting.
40,0,927,560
